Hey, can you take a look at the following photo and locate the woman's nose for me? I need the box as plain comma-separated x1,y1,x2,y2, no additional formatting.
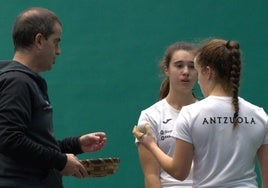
182,66,189,75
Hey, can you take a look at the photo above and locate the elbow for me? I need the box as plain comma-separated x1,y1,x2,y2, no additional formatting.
172,171,189,181
173,175,187,181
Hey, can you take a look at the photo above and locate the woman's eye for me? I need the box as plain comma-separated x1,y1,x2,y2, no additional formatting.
189,65,195,69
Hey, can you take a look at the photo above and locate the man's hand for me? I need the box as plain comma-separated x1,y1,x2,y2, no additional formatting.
79,132,107,153
60,154,88,178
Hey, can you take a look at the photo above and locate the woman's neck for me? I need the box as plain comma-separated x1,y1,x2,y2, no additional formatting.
166,91,196,110
209,84,232,97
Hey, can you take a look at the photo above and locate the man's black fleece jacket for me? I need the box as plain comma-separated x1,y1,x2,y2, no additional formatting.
0,61,83,186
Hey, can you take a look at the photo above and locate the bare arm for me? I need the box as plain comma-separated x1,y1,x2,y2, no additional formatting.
133,125,193,180
144,135,193,181
172,138,193,180
138,143,161,188
257,144,268,188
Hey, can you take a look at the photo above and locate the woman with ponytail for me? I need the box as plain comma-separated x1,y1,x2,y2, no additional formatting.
135,42,198,188
133,39,268,188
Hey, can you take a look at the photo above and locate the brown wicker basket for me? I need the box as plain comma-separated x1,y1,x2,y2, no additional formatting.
79,157,120,178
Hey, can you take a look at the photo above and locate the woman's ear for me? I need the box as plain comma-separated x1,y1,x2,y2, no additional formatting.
164,66,169,76
205,66,214,80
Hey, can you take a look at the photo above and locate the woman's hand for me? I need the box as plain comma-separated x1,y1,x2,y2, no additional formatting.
132,123,155,148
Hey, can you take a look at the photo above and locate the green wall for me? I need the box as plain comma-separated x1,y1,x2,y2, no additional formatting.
0,1,267,187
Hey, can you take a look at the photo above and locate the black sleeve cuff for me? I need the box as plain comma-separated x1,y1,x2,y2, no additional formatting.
58,136,83,155
54,153,67,171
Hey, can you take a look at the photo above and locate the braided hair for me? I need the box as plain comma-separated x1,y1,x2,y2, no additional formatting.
196,39,241,128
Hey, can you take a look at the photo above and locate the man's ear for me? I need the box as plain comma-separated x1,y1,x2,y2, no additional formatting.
34,33,43,49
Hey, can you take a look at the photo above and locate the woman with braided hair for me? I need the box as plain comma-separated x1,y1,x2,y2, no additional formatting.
133,39,268,187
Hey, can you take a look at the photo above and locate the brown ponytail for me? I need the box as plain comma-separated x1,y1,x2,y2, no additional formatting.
158,78,170,100
226,41,241,127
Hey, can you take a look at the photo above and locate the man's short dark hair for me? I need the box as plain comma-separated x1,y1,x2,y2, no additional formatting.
12,7,62,50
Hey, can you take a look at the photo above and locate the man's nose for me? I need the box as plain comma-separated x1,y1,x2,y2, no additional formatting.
56,47,61,55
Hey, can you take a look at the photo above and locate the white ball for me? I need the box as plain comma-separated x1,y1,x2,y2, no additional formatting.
137,123,147,134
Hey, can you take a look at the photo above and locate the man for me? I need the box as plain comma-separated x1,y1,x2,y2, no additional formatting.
0,7,106,188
